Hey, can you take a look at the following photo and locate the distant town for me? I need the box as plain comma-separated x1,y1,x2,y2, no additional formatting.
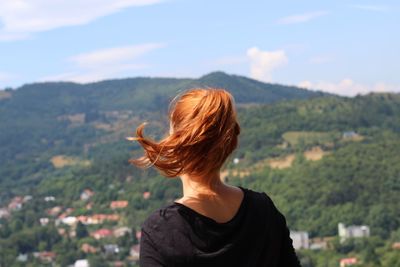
1,189,151,266
2,189,400,266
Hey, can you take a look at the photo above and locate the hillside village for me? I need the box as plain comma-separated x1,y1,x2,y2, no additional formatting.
1,189,147,266
1,187,393,267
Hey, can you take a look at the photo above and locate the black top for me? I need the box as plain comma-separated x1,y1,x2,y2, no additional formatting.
140,187,301,267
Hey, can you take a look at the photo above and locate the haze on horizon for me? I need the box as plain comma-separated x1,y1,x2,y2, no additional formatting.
0,0,399,96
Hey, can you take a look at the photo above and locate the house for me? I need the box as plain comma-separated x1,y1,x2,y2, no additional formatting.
47,206,62,216
44,196,56,202
74,259,90,267
33,251,56,263
8,196,23,210
57,228,67,236
60,216,77,226
57,208,75,222
58,213,120,226
86,202,93,210
114,226,132,238
8,202,22,211
103,244,120,255
342,131,357,139
338,223,370,243
130,244,140,260
92,228,113,240
77,215,89,224
107,214,120,220
85,214,120,224
23,195,33,202
86,214,104,224
143,191,151,200
39,217,50,226
80,189,95,201
392,242,400,250
110,200,129,209
64,208,75,215
290,231,309,250
16,253,28,262
81,243,98,254
309,237,334,250
340,257,358,267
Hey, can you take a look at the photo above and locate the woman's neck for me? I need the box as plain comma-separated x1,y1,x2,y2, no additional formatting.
179,170,225,199
175,170,244,223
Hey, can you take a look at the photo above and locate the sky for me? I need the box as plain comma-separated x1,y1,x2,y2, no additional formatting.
0,0,399,96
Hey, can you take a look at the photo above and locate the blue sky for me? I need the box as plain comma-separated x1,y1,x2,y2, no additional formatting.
0,0,399,96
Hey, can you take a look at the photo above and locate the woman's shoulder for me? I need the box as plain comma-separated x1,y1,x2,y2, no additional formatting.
141,203,183,233
239,186,286,222
140,203,197,258
239,186,275,207
141,187,284,233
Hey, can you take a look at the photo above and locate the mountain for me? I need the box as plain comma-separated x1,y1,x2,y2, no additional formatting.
1,71,325,113
0,72,325,198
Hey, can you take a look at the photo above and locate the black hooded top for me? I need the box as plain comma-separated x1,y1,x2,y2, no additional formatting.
140,187,301,267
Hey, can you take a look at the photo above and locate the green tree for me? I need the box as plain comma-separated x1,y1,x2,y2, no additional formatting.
76,222,89,239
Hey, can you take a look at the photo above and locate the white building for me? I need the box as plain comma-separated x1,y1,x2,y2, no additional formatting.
44,196,56,202
61,216,77,226
290,231,309,250
74,259,90,267
338,223,370,243
80,189,94,201
39,217,50,226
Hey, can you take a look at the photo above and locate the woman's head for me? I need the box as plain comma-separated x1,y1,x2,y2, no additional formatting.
129,88,240,184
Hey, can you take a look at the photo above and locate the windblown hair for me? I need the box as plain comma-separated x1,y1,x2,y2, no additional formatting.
129,88,240,184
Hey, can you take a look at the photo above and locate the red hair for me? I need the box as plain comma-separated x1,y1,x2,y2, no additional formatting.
129,88,240,184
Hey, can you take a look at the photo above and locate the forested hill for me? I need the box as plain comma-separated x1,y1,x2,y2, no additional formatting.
1,71,324,113
233,93,400,238
0,71,325,196
1,73,400,265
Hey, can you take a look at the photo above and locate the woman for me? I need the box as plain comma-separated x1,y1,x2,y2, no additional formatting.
129,88,301,266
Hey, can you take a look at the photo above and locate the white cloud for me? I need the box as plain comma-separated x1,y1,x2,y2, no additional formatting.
277,11,328,25
40,64,148,83
246,47,288,82
350,5,389,12
298,79,400,96
298,80,313,89
69,43,165,68
0,0,163,41
41,43,165,83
